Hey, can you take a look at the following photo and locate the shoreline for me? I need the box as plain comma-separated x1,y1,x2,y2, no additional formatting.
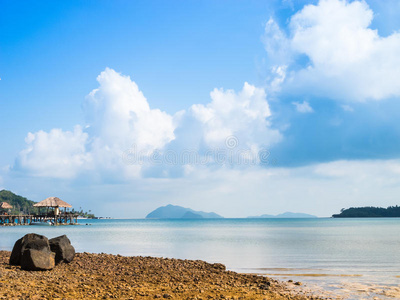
0,251,322,300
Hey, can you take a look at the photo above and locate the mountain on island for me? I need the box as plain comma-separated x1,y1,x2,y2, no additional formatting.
181,211,204,219
248,212,317,218
146,204,223,219
332,206,400,218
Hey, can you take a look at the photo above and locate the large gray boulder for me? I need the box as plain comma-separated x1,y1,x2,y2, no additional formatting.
20,248,55,271
9,233,50,266
49,235,75,264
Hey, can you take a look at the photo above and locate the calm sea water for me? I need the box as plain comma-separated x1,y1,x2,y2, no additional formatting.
1,218,400,299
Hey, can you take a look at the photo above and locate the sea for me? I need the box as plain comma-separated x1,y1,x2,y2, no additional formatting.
1,218,400,299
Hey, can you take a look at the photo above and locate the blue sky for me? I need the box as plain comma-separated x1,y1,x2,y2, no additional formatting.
1,0,400,218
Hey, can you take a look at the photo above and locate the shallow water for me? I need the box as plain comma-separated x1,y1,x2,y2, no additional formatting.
1,218,399,299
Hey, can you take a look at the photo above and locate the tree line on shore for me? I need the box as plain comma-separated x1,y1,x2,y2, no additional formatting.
332,206,400,218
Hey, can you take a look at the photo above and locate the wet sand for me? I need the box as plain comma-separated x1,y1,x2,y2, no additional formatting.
249,272,400,300
0,251,322,300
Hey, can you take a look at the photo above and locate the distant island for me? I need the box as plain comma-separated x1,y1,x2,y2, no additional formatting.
332,206,400,218
247,212,317,218
146,204,223,219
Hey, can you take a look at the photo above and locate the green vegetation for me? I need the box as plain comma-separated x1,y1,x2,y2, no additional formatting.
0,189,39,215
332,206,400,218
71,208,96,219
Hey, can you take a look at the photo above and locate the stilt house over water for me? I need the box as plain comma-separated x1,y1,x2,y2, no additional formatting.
0,196,78,225
33,197,76,225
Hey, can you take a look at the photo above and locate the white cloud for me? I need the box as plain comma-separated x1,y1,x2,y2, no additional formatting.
15,69,281,180
269,65,287,92
84,68,178,179
16,69,177,180
263,18,292,66
85,68,176,154
17,126,91,179
264,0,400,101
292,101,314,113
191,82,281,149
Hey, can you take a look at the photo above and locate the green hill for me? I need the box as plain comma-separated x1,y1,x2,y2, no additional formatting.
0,190,38,215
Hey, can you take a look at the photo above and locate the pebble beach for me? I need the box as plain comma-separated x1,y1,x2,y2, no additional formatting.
0,251,321,300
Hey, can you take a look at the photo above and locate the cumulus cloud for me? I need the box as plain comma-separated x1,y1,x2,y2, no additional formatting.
15,69,281,180
263,18,292,66
85,68,176,153
16,126,91,179
292,101,313,113
264,0,400,101
16,69,177,180
191,82,281,149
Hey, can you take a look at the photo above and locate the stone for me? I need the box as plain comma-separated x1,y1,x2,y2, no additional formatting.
211,263,226,271
259,284,270,290
20,248,55,271
9,233,50,266
49,235,75,264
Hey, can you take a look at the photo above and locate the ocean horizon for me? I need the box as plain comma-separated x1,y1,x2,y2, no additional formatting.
2,218,399,299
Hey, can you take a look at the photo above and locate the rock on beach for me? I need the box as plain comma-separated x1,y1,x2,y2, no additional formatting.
9,233,75,271
20,248,56,271
9,233,51,266
49,234,75,263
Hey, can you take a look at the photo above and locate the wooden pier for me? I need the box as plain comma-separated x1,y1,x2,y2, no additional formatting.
0,213,78,226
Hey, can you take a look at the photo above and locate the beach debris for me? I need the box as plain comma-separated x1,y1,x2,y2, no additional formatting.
49,235,75,264
9,233,75,271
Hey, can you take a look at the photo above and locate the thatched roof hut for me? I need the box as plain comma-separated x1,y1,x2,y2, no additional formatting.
0,202,13,209
33,197,72,208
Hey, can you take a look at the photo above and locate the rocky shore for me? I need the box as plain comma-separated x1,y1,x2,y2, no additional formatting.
0,251,322,300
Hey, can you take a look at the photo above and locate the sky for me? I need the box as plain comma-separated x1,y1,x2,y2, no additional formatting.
1,0,400,218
